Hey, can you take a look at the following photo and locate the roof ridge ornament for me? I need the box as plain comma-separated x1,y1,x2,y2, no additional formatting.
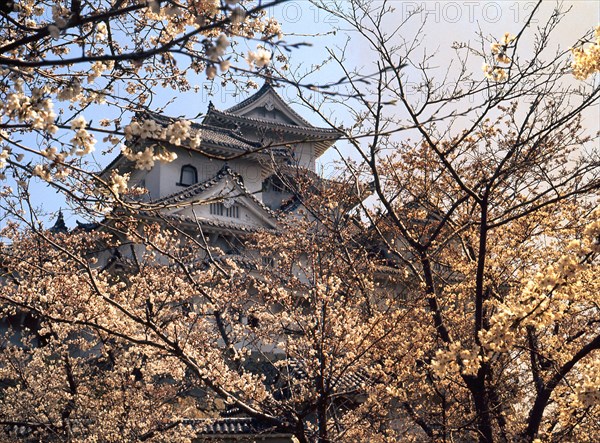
50,209,68,233
223,197,235,208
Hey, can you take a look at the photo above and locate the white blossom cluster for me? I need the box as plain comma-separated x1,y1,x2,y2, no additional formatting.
87,61,114,84
261,17,283,39
121,118,201,170
205,34,231,80
124,118,201,147
0,0,280,196
147,0,223,19
47,4,70,39
247,46,272,69
120,145,177,171
56,79,83,102
124,119,164,141
480,208,600,355
573,361,600,407
108,171,130,197
1,80,58,135
164,120,192,146
571,26,600,80
30,146,70,182
583,209,600,252
70,116,96,156
482,32,515,82
0,70,104,185
431,341,482,377
96,22,108,41
0,148,10,170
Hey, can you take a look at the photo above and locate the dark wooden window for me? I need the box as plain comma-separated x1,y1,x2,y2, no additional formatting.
178,164,197,186
262,176,288,193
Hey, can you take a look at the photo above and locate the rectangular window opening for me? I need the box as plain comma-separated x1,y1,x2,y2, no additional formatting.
210,202,240,218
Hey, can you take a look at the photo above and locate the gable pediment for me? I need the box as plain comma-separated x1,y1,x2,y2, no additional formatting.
156,167,279,231
241,106,298,126
225,83,313,128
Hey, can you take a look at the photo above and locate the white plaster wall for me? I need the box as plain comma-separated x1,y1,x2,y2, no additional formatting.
292,142,316,170
228,158,263,195
125,162,160,200
134,133,316,202
177,200,269,229
152,146,264,199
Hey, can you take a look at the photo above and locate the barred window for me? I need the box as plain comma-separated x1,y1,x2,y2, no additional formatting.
210,202,240,218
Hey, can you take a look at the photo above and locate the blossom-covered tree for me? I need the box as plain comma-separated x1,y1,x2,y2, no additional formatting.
0,179,412,442
0,0,284,210
284,1,600,441
1,0,600,442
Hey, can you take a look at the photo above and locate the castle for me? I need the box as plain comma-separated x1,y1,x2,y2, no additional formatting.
101,82,341,246
100,83,352,441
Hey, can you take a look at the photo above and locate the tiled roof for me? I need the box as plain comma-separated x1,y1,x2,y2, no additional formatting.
74,220,100,232
336,371,371,393
49,210,68,234
286,359,370,395
141,111,262,152
201,126,260,151
225,82,277,113
100,113,285,177
279,195,302,213
149,165,280,222
150,165,235,206
205,107,341,138
4,418,288,440
4,424,35,438
184,417,287,436
225,82,313,128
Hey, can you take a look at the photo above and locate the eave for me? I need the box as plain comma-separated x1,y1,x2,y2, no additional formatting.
204,108,342,158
